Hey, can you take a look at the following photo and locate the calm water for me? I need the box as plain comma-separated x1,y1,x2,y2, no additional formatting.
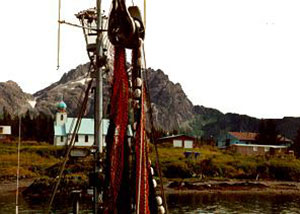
1,192,300,213
167,193,300,214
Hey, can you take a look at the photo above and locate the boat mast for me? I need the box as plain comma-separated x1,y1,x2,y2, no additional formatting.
94,0,103,213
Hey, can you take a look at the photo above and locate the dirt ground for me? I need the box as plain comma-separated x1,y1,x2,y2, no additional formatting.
0,179,34,195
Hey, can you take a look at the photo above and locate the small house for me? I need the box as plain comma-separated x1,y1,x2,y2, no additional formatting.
217,131,293,156
217,132,293,148
157,134,196,149
229,144,288,156
217,132,258,148
0,125,11,139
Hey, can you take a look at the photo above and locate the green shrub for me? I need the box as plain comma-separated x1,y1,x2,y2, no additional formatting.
269,159,300,181
162,161,192,178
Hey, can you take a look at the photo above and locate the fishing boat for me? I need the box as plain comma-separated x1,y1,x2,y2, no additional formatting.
47,0,168,213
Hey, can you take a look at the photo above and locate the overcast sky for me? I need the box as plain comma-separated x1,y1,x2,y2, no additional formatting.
1,0,300,119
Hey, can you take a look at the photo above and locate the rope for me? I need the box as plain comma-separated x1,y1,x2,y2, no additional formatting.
141,42,169,214
15,116,21,214
67,64,92,143
133,39,150,214
57,0,61,70
135,93,149,214
47,77,93,214
136,98,143,214
144,0,146,28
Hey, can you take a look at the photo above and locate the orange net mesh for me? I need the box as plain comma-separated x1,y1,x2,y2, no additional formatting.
106,46,129,213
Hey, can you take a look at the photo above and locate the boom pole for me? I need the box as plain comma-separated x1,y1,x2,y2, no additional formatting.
94,0,103,213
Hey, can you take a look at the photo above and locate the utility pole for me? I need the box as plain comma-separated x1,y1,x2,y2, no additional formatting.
94,0,103,213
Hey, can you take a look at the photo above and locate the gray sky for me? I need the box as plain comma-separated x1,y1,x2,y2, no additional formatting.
1,0,300,119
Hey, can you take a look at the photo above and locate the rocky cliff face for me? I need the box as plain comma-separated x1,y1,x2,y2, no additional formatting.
0,81,35,115
145,69,195,131
1,64,300,140
33,63,94,117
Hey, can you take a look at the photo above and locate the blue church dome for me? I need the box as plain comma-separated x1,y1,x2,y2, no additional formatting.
57,101,67,110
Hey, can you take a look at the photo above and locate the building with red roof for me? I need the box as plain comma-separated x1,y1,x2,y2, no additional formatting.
217,131,293,156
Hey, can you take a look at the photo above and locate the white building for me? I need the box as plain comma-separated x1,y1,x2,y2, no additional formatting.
0,125,11,139
53,101,132,146
53,101,107,146
157,134,196,149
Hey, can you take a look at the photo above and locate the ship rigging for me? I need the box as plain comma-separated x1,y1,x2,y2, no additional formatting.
48,0,168,213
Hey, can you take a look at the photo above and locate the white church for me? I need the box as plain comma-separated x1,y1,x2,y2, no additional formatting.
53,101,110,146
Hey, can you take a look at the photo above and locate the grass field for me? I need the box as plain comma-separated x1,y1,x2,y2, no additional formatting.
0,141,63,180
151,145,300,181
1,141,300,182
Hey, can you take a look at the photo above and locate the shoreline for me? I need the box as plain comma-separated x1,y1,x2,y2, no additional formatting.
164,180,300,195
165,188,300,195
1,178,300,196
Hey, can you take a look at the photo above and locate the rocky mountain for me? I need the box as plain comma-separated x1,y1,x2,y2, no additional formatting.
32,65,203,132
1,64,300,140
0,81,35,116
145,69,196,131
33,63,96,117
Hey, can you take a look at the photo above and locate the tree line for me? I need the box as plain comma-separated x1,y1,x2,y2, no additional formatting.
156,119,300,157
0,107,54,143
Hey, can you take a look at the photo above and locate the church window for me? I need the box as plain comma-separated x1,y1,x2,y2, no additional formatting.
75,134,78,142
85,135,89,143
60,114,64,121
60,136,64,142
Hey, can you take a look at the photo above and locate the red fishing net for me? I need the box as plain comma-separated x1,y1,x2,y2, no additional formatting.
108,46,129,211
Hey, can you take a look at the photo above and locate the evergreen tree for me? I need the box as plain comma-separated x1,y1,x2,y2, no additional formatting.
292,128,300,157
21,111,35,140
0,107,54,143
10,116,19,137
46,116,54,143
2,107,12,125
256,119,279,145
35,113,44,142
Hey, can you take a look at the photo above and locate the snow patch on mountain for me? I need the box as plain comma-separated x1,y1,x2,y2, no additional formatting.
28,99,37,108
